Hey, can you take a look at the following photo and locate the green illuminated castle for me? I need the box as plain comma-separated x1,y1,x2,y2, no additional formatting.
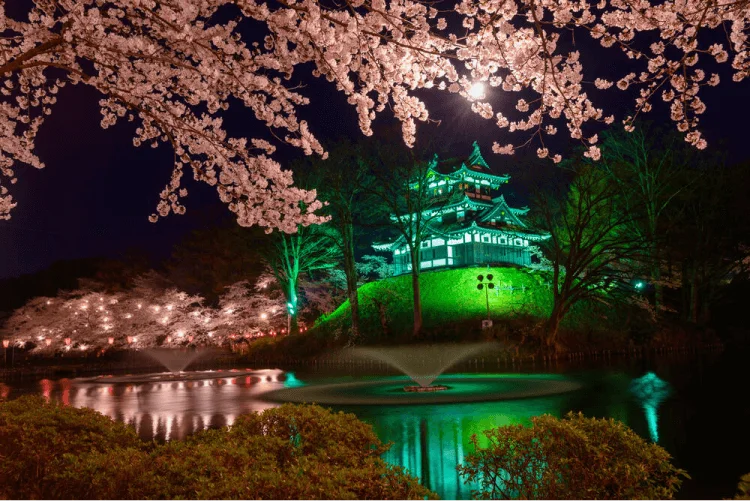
374,142,549,275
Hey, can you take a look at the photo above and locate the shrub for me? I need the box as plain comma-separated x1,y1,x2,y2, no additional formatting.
457,412,688,500
0,395,144,499
735,473,750,500
3,399,435,500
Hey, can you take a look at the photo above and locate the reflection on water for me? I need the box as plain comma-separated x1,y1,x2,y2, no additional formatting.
22,370,286,441
357,396,573,499
630,372,671,443
1,349,747,500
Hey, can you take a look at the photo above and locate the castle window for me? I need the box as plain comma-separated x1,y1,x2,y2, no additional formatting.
481,234,491,243
421,240,430,248
499,236,508,245
432,238,445,246
464,234,471,243
448,246,453,257
524,240,529,246
514,238,523,246
474,233,480,242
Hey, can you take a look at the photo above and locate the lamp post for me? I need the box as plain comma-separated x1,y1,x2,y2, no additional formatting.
477,274,495,329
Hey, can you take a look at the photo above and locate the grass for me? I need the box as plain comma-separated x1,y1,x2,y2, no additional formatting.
315,265,552,342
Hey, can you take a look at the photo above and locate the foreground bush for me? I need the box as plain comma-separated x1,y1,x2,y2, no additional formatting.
0,398,434,500
457,412,688,500
735,473,750,500
0,395,143,499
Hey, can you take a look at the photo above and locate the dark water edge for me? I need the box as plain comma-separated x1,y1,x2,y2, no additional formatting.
1,344,747,500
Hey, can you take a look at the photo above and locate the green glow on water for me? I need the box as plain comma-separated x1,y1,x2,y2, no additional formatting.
629,372,671,443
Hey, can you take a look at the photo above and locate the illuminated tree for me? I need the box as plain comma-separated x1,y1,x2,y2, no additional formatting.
2,1,747,225
261,224,341,334
0,271,292,351
365,142,445,335
594,124,695,312
535,165,646,350
298,140,379,343
213,274,286,338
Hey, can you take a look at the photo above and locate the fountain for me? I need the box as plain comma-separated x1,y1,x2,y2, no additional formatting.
144,348,205,374
79,348,258,384
348,343,492,392
264,343,582,405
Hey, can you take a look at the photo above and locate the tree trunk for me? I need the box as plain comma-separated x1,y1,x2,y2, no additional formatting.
290,312,299,335
651,242,663,313
546,300,566,352
410,247,423,336
341,222,360,344
688,263,699,324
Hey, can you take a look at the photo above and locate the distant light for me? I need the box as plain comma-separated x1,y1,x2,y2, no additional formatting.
260,313,268,320
635,281,645,290
468,82,485,99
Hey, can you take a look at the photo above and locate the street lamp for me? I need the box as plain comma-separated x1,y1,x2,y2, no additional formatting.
477,274,495,329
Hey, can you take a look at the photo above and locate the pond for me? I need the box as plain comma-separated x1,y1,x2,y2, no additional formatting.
1,346,747,500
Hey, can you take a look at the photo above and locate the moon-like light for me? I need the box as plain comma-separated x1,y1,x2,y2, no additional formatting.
468,82,485,99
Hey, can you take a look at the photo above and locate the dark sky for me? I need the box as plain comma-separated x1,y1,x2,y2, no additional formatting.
2,18,750,279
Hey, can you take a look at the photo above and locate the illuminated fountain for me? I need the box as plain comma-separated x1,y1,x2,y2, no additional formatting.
265,343,582,405
80,348,258,384
349,343,491,392
144,348,205,374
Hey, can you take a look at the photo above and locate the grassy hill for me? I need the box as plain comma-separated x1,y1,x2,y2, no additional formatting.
314,266,553,342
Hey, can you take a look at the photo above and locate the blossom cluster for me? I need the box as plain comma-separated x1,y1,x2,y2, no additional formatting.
1,0,746,222
0,272,286,353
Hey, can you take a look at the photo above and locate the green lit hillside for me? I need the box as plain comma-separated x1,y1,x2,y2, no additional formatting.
315,266,553,339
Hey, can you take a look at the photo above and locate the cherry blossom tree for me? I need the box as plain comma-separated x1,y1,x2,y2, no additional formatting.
213,274,287,340
0,271,287,353
2,0,747,227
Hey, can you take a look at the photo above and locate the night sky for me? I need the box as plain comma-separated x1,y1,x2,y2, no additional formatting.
2,24,750,279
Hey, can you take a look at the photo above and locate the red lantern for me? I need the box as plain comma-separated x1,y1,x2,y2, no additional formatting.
64,337,71,346
188,335,194,342
44,338,52,346
2,339,9,348
126,336,133,344
165,335,172,343
108,337,114,345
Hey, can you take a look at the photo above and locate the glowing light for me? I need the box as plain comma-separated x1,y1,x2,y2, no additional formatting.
2,340,9,348
124,313,132,319
79,344,89,351
177,330,185,338
225,308,234,315
635,281,645,290
468,82,485,99
64,337,71,346
167,304,173,311
260,313,268,320
44,339,52,346
98,305,104,311
137,303,142,309
108,337,114,345
46,300,51,305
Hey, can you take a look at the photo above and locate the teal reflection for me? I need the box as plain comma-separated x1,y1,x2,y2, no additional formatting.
629,372,671,443
352,394,571,499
